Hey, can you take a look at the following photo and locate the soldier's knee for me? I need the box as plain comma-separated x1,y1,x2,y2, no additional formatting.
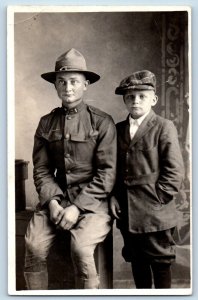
25,235,46,258
71,240,93,259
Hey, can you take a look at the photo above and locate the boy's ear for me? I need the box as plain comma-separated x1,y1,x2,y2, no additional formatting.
151,94,158,106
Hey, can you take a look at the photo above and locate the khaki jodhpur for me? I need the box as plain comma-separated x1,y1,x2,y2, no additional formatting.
24,208,111,289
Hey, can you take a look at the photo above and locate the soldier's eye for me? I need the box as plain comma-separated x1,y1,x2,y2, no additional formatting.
59,80,65,85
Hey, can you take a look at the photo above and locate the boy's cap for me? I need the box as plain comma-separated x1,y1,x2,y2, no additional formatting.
115,70,156,95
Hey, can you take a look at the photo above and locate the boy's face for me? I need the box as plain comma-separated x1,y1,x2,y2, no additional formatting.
123,90,158,119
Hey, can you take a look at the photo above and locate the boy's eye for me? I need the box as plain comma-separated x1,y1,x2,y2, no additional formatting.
71,80,77,84
140,94,145,99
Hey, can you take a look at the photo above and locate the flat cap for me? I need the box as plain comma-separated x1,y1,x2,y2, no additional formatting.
115,70,156,95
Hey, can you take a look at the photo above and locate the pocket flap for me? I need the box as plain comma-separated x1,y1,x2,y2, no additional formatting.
42,130,62,142
70,134,87,142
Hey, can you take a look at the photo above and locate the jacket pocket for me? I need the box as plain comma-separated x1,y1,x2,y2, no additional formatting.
41,131,64,161
42,130,63,142
155,185,173,205
136,142,157,152
70,133,97,162
142,183,164,211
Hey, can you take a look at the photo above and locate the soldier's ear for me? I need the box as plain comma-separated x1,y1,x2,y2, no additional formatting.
84,80,90,91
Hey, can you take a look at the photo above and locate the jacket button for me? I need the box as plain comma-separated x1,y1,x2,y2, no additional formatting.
65,133,70,140
67,116,72,120
67,185,71,189
65,153,70,158
66,170,71,174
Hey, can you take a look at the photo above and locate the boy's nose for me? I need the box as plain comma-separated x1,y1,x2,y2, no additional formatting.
132,96,140,103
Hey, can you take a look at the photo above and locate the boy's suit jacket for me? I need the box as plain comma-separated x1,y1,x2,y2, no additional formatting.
115,109,184,233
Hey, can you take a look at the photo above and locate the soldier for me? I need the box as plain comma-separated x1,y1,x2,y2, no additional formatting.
24,48,116,289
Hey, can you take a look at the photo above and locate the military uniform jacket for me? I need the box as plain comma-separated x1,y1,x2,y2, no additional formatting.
115,109,184,233
33,101,117,213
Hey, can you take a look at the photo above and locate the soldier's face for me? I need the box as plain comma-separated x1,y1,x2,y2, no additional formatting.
55,72,89,107
123,90,158,119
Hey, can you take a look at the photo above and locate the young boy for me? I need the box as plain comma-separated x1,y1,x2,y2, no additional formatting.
110,70,184,289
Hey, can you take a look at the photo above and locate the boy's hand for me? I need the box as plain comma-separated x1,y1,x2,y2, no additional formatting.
110,196,121,219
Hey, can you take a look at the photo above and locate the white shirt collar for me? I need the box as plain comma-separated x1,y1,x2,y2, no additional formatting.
129,110,150,126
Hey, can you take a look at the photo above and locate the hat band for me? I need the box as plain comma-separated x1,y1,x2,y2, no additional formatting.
58,66,86,71
127,84,155,90
121,84,155,91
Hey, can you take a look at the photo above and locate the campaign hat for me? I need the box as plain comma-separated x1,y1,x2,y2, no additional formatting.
41,48,100,84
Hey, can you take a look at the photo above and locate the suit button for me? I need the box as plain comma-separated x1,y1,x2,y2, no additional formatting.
66,170,71,174
125,169,129,172
65,153,70,158
65,133,70,140
67,116,72,120
67,185,71,189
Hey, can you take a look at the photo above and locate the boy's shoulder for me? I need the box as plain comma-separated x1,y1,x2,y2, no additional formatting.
154,113,173,125
116,111,175,133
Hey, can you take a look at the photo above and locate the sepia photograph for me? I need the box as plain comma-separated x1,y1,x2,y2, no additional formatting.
7,5,191,296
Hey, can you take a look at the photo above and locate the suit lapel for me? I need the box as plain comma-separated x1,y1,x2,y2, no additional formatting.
124,122,131,145
129,110,156,147
117,118,131,146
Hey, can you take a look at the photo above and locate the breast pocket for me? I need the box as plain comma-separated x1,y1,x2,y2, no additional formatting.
70,131,98,162
41,130,64,162
42,130,63,142
135,139,157,151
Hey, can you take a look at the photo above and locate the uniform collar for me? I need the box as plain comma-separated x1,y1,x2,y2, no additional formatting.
61,101,86,115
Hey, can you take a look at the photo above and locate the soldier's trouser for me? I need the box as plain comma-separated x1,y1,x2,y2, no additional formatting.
24,209,111,289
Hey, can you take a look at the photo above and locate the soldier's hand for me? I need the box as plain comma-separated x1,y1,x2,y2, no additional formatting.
48,199,64,225
110,196,121,219
58,205,80,230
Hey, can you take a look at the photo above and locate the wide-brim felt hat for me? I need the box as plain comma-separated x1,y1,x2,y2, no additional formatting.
115,70,156,95
41,48,100,84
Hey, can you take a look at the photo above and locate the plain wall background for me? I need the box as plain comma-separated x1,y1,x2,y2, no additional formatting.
15,11,163,208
